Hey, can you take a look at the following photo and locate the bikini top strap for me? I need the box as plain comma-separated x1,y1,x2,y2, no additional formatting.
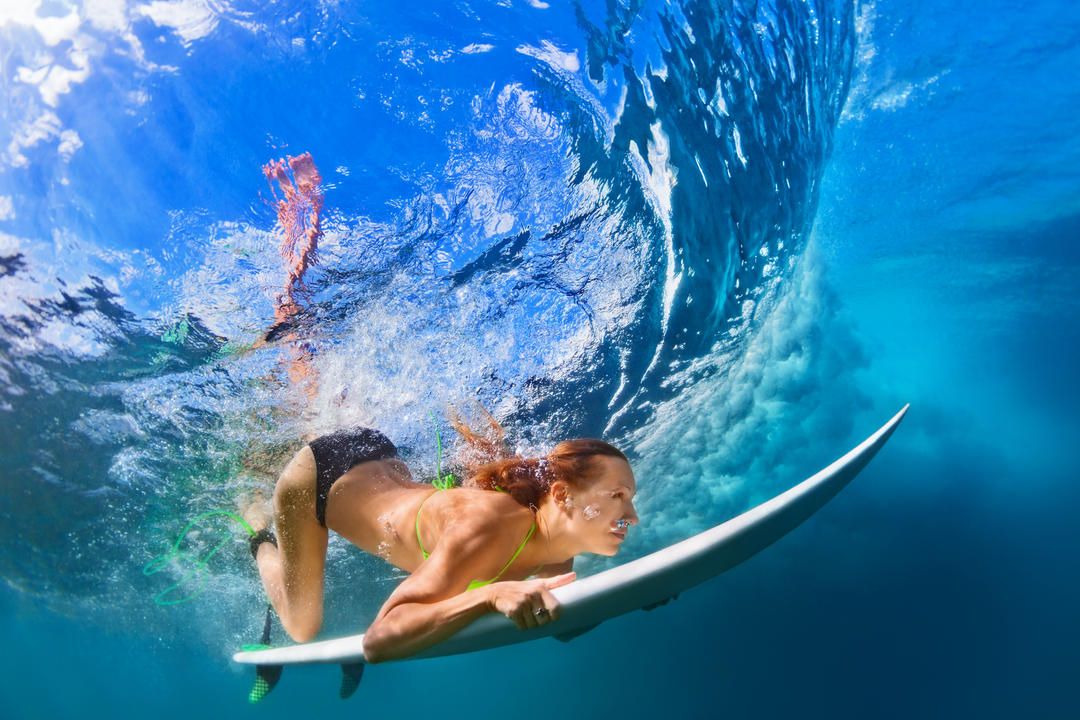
415,488,445,560
416,491,536,582
487,522,536,584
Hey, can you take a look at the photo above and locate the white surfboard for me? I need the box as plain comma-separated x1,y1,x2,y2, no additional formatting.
235,405,908,667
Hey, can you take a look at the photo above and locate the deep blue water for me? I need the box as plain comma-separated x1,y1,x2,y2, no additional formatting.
1,0,1078,717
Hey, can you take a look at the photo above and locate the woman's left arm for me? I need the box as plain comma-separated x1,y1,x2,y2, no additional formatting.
533,557,573,578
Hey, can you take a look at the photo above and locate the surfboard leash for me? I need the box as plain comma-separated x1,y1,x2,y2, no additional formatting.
148,418,453,700
141,510,287,701
142,510,257,606
429,409,457,490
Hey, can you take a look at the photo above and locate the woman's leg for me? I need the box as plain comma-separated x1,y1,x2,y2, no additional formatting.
254,445,328,642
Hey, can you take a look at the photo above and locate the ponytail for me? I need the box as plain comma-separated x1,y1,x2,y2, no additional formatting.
449,404,627,512
467,457,553,510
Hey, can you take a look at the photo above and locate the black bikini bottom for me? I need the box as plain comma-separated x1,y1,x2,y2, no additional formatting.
308,426,399,527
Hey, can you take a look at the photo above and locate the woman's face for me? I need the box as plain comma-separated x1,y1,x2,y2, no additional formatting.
568,456,639,556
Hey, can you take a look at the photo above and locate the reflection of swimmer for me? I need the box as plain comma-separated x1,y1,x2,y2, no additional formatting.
250,152,325,394
245,416,638,663
226,153,326,509
262,151,322,322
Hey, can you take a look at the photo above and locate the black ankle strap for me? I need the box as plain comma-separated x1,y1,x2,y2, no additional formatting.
249,528,277,560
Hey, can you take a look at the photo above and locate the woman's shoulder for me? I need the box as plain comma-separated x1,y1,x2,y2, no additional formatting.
442,487,533,536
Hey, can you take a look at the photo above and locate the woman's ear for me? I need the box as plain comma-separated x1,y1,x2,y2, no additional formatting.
550,480,571,507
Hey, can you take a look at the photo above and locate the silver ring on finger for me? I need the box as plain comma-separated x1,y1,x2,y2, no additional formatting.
534,607,549,618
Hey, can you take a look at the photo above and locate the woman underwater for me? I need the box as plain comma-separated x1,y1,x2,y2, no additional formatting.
246,413,639,663
248,153,637,662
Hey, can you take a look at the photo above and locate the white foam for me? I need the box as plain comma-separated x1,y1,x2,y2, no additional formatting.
6,110,63,167
0,0,241,168
615,245,868,551
516,40,580,74
638,122,680,384
136,0,218,44
840,2,945,123
84,0,130,33
0,2,80,46
57,128,83,158
732,123,748,166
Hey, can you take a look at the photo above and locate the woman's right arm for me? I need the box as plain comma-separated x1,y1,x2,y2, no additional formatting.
361,521,575,663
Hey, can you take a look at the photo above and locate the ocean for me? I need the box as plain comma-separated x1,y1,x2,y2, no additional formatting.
1,0,1077,717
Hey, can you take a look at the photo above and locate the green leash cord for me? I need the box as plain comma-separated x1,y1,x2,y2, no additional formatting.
147,420,450,701
148,414,450,606
429,410,456,489
143,510,256,606
144,510,279,702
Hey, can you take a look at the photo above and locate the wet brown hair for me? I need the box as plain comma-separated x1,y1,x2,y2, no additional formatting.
449,405,627,511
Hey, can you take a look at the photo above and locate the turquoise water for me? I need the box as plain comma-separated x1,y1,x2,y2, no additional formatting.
1,0,1077,716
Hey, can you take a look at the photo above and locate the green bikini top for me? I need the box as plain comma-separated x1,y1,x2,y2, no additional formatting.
415,488,539,591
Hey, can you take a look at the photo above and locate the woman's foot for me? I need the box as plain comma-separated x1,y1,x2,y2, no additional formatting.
240,493,276,559
241,492,272,531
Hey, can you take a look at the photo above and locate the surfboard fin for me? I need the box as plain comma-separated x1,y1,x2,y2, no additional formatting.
643,593,679,610
554,623,600,642
339,662,365,699
249,665,282,703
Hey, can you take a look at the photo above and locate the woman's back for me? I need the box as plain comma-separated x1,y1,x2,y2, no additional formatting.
324,460,535,575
